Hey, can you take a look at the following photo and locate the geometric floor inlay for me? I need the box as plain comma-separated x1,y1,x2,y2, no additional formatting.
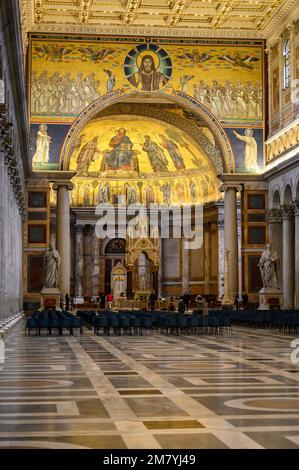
0,322,299,448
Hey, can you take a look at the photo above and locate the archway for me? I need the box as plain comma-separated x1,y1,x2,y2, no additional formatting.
65,92,234,301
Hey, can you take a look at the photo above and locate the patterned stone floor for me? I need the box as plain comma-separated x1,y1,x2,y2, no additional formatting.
0,323,299,448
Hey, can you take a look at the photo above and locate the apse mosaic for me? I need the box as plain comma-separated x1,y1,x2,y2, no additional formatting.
48,114,220,207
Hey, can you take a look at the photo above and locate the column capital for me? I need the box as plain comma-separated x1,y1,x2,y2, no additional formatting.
281,204,294,220
291,200,299,216
53,181,73,191
220,184,242,193
268,208,282,223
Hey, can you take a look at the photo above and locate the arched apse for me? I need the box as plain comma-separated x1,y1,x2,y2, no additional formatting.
64,112,221,207
59,90,235,174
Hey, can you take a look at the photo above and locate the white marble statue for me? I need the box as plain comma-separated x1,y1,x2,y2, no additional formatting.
258,244,279,289
43,245,61,289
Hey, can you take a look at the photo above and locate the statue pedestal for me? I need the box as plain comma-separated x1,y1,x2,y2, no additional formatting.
40,288,61,310
258,287,282,310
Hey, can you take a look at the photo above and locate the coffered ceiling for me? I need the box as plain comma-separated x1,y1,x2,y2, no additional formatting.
19,0,297,40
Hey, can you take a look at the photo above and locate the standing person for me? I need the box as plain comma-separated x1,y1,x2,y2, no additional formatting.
149,290,157,311
242,291,249,310
65,293,70,311
70,296,74,311
234,294,239,311
101,293,106,310
107,293,113,310
182,292,190,310
178,299,186,314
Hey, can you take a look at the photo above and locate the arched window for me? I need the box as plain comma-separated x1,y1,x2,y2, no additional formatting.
283,39,291,89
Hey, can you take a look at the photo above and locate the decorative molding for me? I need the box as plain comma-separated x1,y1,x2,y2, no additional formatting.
0,112,25,216
266,120,299,164
268,208,282,223
21,0,297,40
281,203,294,219
52,182,74,191
220,184,242,193
267,1,299,45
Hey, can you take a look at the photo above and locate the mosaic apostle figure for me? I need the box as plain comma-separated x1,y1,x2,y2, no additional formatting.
76,136,100,176
142,136,169,173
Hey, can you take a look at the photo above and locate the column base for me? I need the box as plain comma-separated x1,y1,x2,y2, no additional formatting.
258,288,282,310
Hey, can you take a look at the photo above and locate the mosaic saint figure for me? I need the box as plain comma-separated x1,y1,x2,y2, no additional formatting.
127,185,137,205
142,135,169,173
97,183,110,204
189,181,197,201
160,183,171,205
32,124,51,165
145,185,154,205
233,129,258,171
159,135,185,170
104,69,116,93
76,136,100,175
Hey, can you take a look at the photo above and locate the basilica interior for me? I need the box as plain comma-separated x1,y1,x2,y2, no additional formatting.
1,0,299,451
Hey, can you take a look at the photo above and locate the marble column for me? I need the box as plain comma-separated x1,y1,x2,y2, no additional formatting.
293,202,299,308
91,231,100,296
75,225,83,298
181,238,190,294
220,184,242,304
54,182,73,297
269,208,283,287
282,204,295,309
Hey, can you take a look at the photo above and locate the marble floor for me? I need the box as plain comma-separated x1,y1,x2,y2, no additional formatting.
0,323,299,449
